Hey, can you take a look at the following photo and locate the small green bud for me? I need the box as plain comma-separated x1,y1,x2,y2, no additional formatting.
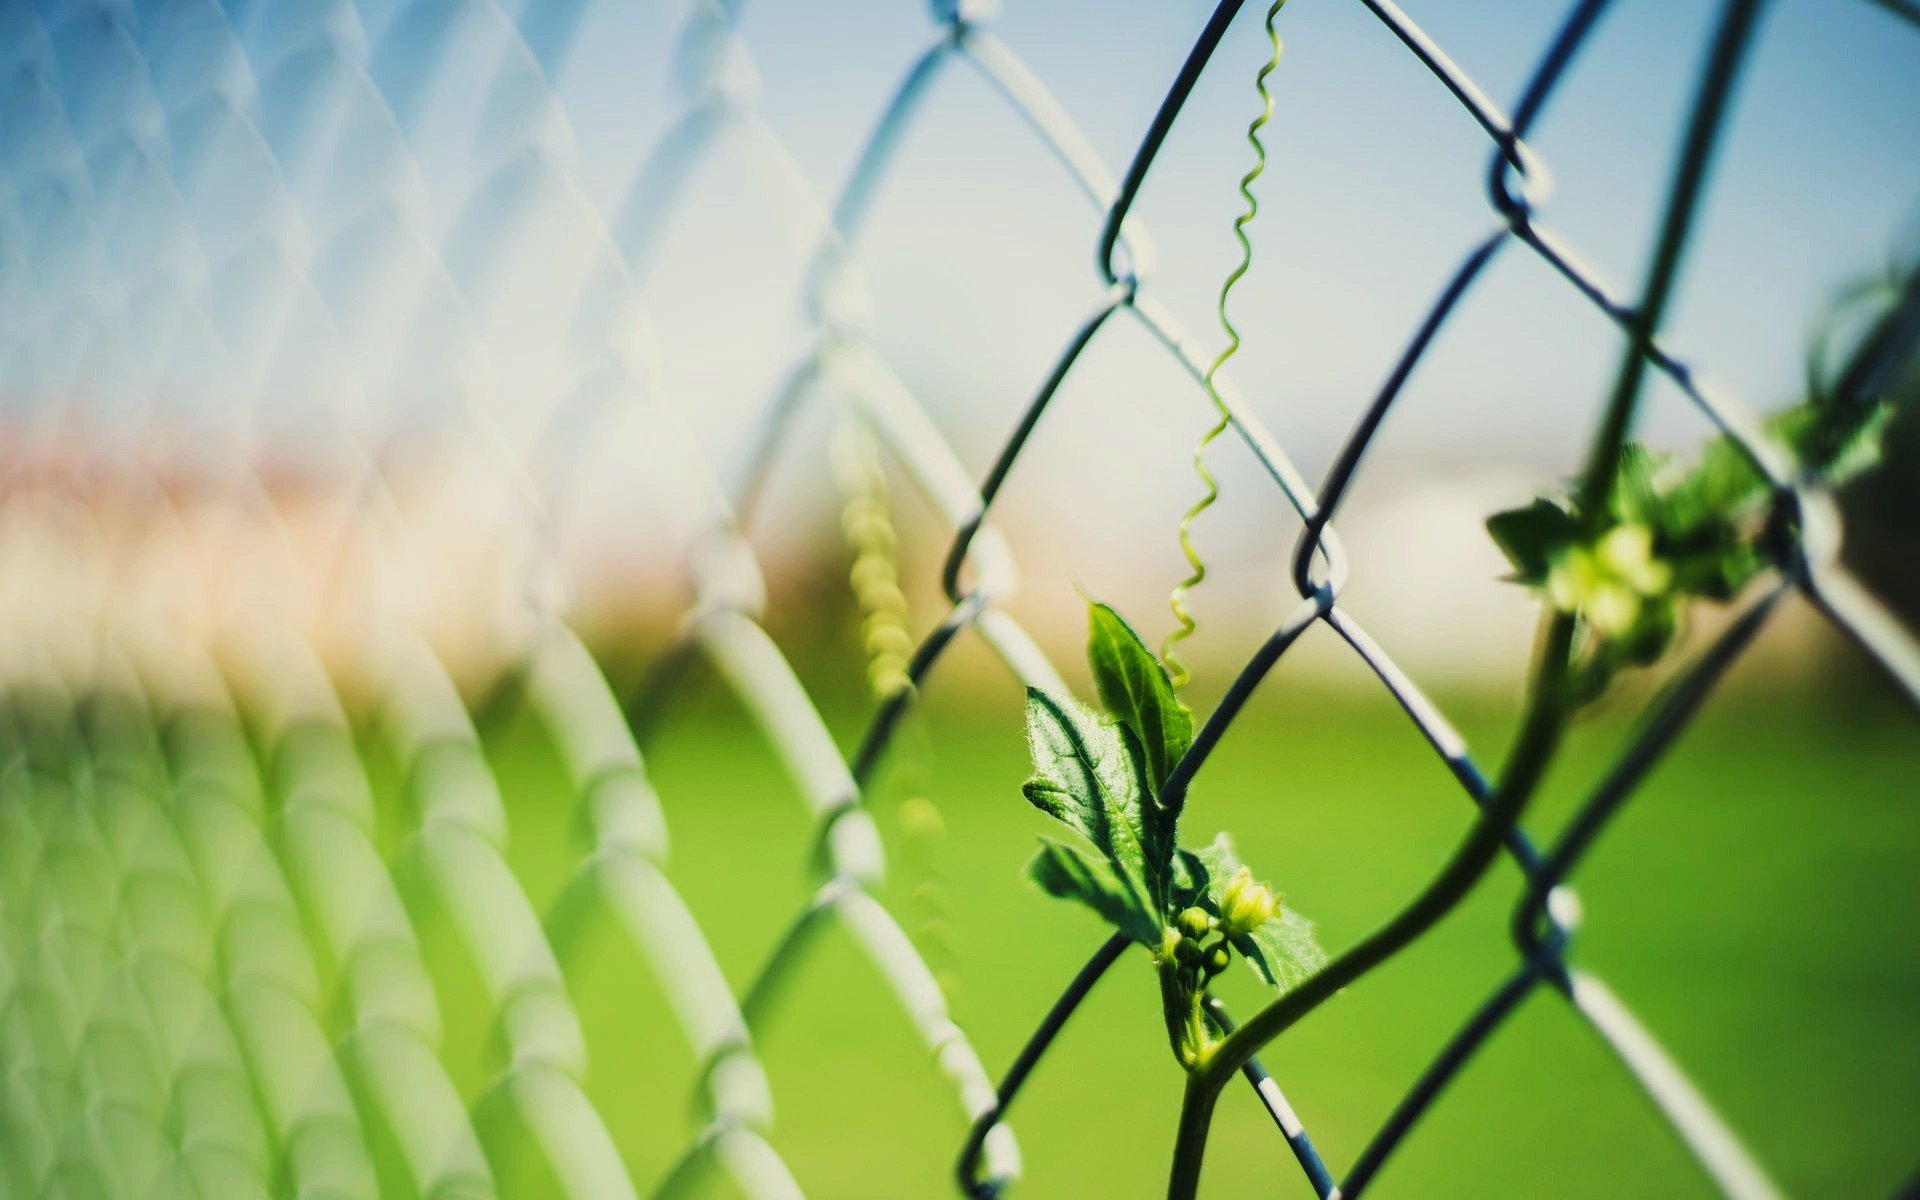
1173,935,1202,965
1176,907,1212,941
1595,524,1670,594
1218,867,1279,938
1545,523,1675,640
1202,944,1232,977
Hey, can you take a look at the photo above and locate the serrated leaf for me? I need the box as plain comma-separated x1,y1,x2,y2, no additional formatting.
1773,397,1891,487
1086,601,1193,890
1608,444,1674,527
1169,832,1240,911
1026,838,1159,945
1020,687,1155,919
1231,908,1327,994
1665,526,1760,601
1087,601,1193,792
1668,437,1766,535
1486,498,1576,584
1169,832,1325,995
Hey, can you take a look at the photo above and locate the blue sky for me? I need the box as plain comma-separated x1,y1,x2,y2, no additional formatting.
531,0,1920,662
16,0,1918,468
5,0,1916,667
708,0,1920,457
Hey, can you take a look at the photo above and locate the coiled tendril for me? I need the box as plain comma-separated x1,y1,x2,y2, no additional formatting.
1162,0,1288,691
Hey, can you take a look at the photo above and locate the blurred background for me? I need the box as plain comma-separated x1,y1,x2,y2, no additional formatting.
1,0,1918,1196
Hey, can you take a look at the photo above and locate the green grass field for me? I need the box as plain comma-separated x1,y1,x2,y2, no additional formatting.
453,644,1920,1199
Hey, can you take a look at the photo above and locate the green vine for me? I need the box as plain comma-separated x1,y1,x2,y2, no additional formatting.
1018,601,1326,1071
1163,0,1289,691
1487,393,1893,704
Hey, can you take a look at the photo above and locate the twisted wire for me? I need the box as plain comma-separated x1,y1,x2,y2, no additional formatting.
0,2,1915,1199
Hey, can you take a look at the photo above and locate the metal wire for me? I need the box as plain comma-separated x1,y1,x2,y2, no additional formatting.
0,0,1915,1197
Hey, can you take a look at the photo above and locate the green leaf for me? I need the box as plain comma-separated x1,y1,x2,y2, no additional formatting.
1486,498,1576,584
1667,437,1766,535
1168,833,1238,911
1025,838,1159,945
1085,601,1193,888
1233,908,1328,994
1665,527,1761,601
1772,397,1891,487
1086,601,1193,791
1608,444,1674,527
1020,687,1156,918
1168,833,1325,994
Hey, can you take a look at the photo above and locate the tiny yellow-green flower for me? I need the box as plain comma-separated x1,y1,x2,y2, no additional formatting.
1219,866,1280,937
1544,522,1675,639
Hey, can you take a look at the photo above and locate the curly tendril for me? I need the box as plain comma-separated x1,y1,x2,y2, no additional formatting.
1162,0,1288,691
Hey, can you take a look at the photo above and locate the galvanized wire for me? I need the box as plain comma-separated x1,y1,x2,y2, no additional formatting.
0,0,1916,1197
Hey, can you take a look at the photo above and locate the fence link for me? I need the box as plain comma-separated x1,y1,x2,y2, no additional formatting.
0,0,1917,1197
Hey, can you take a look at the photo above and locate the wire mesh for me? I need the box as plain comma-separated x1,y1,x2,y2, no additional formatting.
0,0,1917,1197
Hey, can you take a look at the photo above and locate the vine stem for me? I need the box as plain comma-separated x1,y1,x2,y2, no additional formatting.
1162,611,1576,1200
1157,2,1765,1193
1166,1071,1220,1200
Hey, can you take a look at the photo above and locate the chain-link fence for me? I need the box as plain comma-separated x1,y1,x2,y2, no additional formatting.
1,0,1918,1197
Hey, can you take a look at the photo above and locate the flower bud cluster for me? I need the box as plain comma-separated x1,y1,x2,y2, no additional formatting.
1546,523,1679,657
1164,869,1282,988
